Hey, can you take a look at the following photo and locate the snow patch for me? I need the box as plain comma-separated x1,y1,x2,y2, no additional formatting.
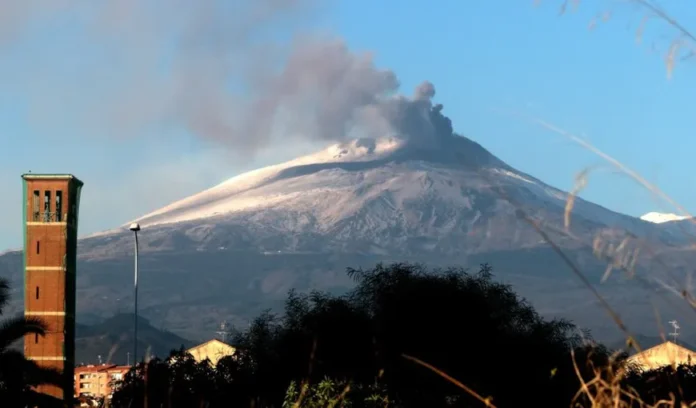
640,212,692,224
489,168,566,202
129,138,405,227
491,168,534,184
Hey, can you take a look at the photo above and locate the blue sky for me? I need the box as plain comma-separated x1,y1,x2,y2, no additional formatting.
1,0,694,250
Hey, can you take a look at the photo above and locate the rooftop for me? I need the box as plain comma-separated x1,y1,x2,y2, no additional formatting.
21,173,84,186
75,364,130,373
187,338,235,351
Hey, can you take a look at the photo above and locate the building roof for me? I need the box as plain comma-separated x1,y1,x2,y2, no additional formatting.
187,338,235,352
21,173,84,186
186,338,236,365
75,364,130,373
632,340,694,356
627,341,696,370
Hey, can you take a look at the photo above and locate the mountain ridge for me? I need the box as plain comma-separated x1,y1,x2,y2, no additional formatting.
2,133,696,344
78,135,678,255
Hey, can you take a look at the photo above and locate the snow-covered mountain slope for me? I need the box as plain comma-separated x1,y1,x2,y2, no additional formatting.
130,135,631,234
3,132,696,342
133,137,408,228
74,134,684,261
641,212,692,224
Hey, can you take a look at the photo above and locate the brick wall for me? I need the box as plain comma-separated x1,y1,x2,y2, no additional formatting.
22,175,82,401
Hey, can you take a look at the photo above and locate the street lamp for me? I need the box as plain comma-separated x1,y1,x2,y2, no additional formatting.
129,222,141,366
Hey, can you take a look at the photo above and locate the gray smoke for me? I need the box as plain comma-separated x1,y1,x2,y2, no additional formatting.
1,0,457,155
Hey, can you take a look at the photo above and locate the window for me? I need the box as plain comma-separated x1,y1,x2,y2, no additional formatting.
55,191,63,222
43,191,51,222
35,286,39,300
32,191,40,220
35,333,39,344
36,241,40,255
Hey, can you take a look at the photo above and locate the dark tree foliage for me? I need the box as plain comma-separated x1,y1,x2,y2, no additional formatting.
343,263,600,407
112,348,215,408
111,263,616,408
624,364,696,406
0,278,65,408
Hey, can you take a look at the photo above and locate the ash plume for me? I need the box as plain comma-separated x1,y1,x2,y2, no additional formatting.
1,0,457,155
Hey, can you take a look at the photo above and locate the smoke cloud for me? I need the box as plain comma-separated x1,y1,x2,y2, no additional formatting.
1,0,457,155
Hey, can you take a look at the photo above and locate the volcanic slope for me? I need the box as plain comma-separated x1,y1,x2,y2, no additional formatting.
2,134,693,342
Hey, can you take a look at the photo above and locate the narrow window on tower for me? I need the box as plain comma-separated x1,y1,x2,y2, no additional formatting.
43,191,51,222
55,191,63,222
35,286,39,300
32,191,40,221
35,333,39,344
36,241,40,255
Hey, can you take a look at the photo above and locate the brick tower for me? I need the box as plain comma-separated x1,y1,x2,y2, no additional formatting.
22,174,83,401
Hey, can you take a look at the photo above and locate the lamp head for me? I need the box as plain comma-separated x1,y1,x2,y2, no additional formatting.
129,223,141,232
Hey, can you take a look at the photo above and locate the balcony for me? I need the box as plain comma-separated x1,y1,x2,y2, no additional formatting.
32,212,64,223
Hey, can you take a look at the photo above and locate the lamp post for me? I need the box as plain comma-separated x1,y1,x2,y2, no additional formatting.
129,223,141,366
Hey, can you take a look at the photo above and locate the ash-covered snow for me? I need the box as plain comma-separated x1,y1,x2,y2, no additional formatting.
131,137,406,228
61,133,677,260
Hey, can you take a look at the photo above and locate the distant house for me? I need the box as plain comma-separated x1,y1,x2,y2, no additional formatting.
74,364,130,402
626,341,696,371
186,339,236,366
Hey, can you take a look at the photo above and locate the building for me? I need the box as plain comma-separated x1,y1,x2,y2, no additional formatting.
186,339,236,366
626,341,696,371
22,174,83,401
74,364,130,400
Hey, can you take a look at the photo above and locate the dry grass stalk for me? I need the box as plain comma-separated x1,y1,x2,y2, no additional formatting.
533,117,696,310
570,351,652,408
538,0,696,78
565,168,590,232
401,354,496,407
487,182,637,348
291,337,319,408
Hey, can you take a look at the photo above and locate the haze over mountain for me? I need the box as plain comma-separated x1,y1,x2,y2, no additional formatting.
2,83,696,345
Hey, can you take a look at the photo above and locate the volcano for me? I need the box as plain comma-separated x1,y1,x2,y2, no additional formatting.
2,111,695,345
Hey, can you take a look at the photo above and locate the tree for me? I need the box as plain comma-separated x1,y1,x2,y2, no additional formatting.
230,293,376,406
111,348,217,408
0,277,64,407
110,262,617,407
344,262,592,407
622,364,696,406
228,263,612,407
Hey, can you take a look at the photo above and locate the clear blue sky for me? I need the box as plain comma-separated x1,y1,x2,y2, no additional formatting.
1,0,694,250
